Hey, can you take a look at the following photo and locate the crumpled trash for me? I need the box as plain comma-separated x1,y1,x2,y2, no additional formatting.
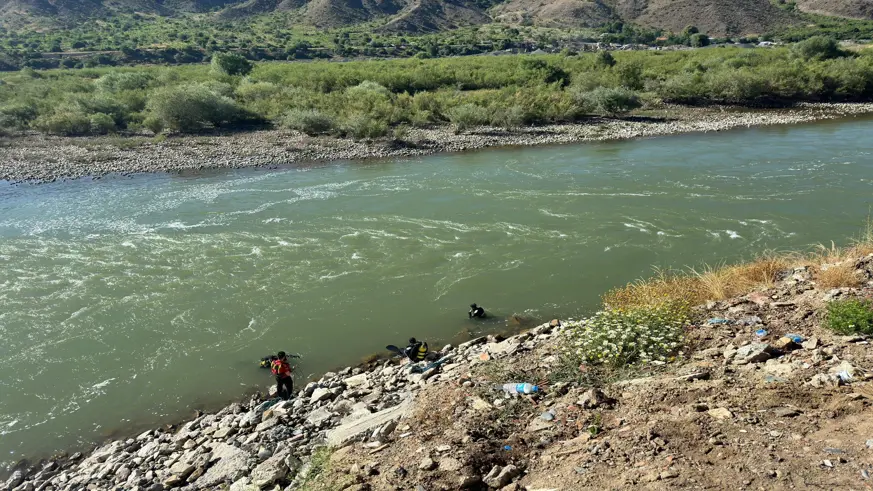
755,329,768,337
706,318,732,325
785,333,803,343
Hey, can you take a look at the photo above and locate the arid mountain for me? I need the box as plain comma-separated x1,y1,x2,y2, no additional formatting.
0,0,870,36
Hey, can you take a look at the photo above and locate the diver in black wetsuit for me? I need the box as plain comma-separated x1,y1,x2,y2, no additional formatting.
469,303,486,319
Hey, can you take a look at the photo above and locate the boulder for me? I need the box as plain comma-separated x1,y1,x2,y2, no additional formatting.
579,388,607,409
306,407,333,426
343,374,370,389
250,453,289,488
419,457,437,471
169,462,195,480
326,396,414,447
733,343,774,364
213,427,237,439
310,388,334,404
194,443,249,488
484,464,520,488
707,407,733,420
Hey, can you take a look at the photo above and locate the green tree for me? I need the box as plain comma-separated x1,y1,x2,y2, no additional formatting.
595,50,616,68
145,83,247,133
210,52,253,76
690,33,710,48
792,36,844,61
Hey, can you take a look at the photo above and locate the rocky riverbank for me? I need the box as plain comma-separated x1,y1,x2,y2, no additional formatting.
2,103,873,183
6,254,873,491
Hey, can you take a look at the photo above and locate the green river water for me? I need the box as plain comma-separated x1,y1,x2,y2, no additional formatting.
1,117,873,469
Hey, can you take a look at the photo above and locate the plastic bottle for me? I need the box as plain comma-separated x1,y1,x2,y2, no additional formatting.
502,383,539,394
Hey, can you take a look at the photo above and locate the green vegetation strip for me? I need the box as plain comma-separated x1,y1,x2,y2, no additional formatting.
1,39,870,138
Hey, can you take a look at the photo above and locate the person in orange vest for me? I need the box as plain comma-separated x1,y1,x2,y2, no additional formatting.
270,351,294,400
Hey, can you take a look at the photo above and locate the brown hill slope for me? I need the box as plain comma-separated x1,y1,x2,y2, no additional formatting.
379,0,491,33
491,0,614,28
616,0,800,36
300,0,404,27
794,0,873,19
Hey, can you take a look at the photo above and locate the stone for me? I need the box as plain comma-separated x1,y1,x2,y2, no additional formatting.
4,471,24,489
419,457,437,471
707,407,733,420
326,396,414,447
163,475,183,488
436,445,452,452
214,427,237,439
540,411,555,421
773,407,801,418
733,343,774,364
660,469,679,479
250,453,289,488
438,458,463,472
549,319,561,328
257,447,272,461
229,477,252,491
772,337,799,351
484,464,520,488
579,388,606,409
306,407,333,426
470,397,493,411
802,337,820,350
255,418,280,433
343,374,370,389
310,388,335,404
459,475,482,489
169,463,195,480
196,443,249,488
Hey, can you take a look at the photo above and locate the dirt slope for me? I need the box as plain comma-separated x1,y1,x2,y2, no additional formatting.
794,0,873,19
309,256,873,490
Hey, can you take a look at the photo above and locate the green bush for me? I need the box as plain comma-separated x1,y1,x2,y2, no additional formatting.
705,69,767,103
490,104,526,130
595,50,616,68
342,114,388,140
825,298,873,335
792,36,844,61
145,83,247,133
575,87,642,115
446,103,490,132
616,59,644,90
32,109,92,135
690,33,710,48
563,302,687,367
0,103,38,130
89,113,116,134
95,72,154,92
281,109,335,135
211,52,253,76
656,72,706,103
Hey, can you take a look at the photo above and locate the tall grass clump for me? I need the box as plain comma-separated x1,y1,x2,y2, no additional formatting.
563,301,688,368
824,299,873,335
281,109,335,135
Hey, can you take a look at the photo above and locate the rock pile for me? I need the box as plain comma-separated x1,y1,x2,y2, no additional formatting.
4,324,562,491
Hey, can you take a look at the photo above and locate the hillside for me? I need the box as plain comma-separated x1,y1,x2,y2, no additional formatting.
0,0,866,36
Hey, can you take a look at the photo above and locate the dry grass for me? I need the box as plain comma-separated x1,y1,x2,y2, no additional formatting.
604,219,873,310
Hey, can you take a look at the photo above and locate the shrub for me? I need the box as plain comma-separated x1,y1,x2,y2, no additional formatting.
595,50,616,68
211,52,253,76
342,114,388,140
446,103,489,133
95,72,153,92
824,298,873,335
705,69,767,103
616,59,644,90
656,73,706,103
563,302,688,367
89,113,116,134
690,33,710,48
33,110,92,135
576,87,641,116
0,103,38,130
145,83,246,133
490,105,526,130
792,36,844,61
281,109,334,135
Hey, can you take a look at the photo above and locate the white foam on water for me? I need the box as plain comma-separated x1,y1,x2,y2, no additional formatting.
351,252,363,260
725,230,742,239
251,247,262,257
121,242,136,248
539,209,573,218
708,231,721,238
604,246,612,252
91,378,115,390
277,241,290,246
623,223,650,233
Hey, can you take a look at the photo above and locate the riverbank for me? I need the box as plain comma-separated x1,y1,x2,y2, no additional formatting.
2,102,873,183
6,249,873,490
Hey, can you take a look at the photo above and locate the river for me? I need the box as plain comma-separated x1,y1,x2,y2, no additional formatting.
1,117,873,469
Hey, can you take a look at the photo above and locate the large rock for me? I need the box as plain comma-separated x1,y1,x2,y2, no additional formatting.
306,407,333,426
343,374,370,389
4,470,24,489
250,453,289,488
310,387,335,404
733,343,774,364
484,464,520,488
194,443,249,488
169,462,195,480
326,396,414,447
